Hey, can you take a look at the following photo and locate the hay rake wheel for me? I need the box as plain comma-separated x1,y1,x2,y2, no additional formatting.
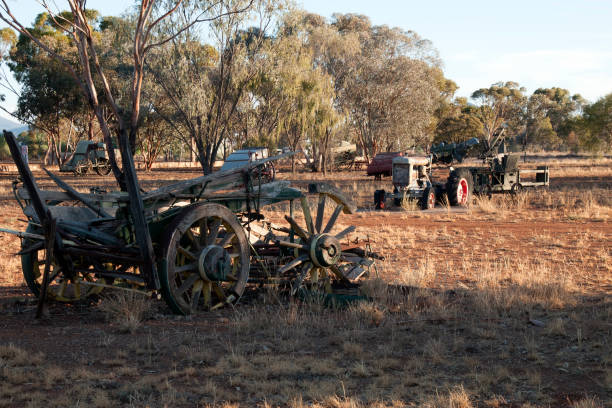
273,187,370,296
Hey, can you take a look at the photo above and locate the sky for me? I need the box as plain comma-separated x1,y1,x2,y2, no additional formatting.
1,0,611,121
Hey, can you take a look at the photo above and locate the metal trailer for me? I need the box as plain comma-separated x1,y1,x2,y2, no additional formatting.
1,131,379,316
463,153,550,196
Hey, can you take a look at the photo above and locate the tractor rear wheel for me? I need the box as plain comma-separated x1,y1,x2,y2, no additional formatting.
446,168,473,206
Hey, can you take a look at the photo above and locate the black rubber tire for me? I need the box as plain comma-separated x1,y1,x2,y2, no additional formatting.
374,189,386,209
392,187,401,207
420,186,436,210
446,168,473,206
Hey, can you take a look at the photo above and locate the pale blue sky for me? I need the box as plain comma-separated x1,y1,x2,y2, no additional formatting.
1,0,611,119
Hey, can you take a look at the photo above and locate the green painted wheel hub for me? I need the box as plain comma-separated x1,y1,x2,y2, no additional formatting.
309,233,341,268
198,245,232,281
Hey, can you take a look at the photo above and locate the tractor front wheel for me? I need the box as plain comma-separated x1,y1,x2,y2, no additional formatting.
420,187,436,210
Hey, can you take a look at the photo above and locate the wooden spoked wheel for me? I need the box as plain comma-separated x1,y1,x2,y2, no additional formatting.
278,189,367,295
159,203,250,315
21,224,104,301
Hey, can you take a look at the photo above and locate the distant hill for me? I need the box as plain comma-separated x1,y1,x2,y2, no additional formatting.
9,125,29,135
0,116,20,132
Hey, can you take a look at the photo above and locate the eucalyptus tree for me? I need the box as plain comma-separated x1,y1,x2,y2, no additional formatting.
524,87,585,149
330,14,440,160
149,0,280,174
470,81,527,143
434,99,484,144
0,0,251,186
4,11,95,164
576,93,612,152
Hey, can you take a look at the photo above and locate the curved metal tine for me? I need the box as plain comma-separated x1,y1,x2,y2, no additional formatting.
206,218,222,246
315,194,326,233
177,273,200,295
278,254,309,274
300,197,315,234
177,246,197,261
291,262,313,296
219,231,235,248
323,204,344,233
190,279,204,311
335,225,355,240
284,215,309,241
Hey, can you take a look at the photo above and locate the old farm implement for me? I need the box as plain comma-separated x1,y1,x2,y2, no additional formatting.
2,131,379,315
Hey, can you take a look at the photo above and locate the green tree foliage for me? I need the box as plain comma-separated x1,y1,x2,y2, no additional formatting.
431,74,484,144
571,93,612,153
149,0,282,174
525,87,584,149
267,11,339,173
6,12,93,164
331,14,440,160
471,81,527,143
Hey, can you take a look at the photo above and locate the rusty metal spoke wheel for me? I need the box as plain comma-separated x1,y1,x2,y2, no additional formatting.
21,223,105,302
277,185,371,296
159,203,250,315
94,159,112,176
73,159,90,177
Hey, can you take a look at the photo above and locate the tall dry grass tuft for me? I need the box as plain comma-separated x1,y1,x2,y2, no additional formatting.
399,260,437,287
570,396,604,408
98,290,152,333
421,385,473,408
466,256,576,315
473,194,504,216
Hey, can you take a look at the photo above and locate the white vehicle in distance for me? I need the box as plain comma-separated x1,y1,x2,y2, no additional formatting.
219,147,275,182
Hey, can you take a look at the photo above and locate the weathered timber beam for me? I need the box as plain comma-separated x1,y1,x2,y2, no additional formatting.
0,227,45,241
63,247,144,265
4,131,49,225
44,169,112,218
142,152,294,203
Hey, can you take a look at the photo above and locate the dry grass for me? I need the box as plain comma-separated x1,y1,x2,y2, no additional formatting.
0,157,610,407
98,290,153,333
